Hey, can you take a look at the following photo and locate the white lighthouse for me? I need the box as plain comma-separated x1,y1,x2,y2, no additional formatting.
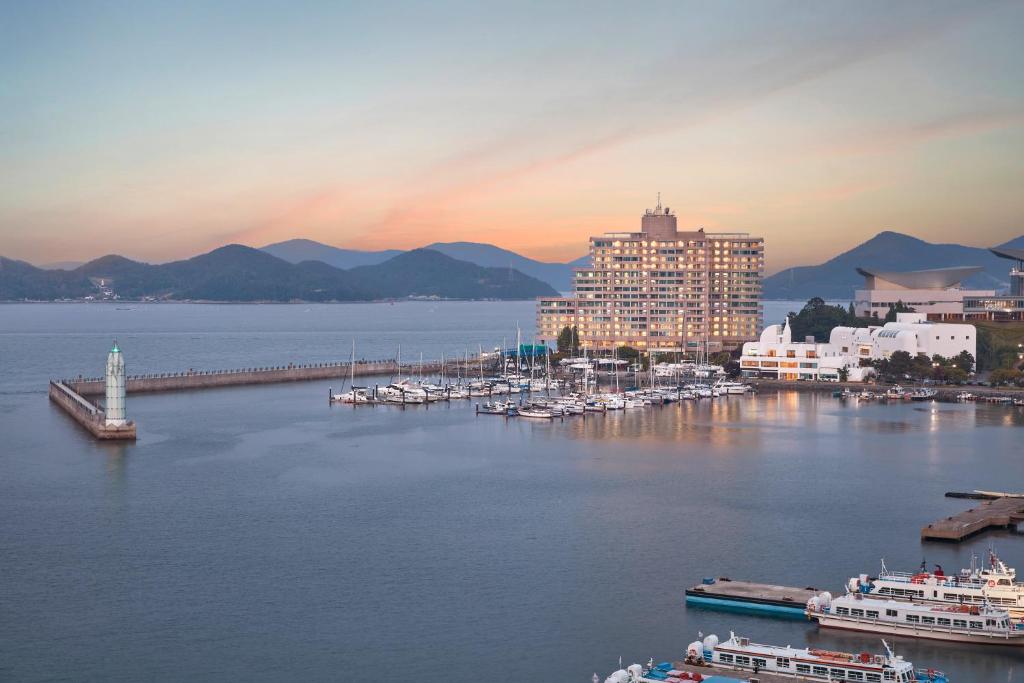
105,340,127,427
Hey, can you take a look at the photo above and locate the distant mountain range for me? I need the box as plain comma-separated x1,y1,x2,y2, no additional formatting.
262,239,588,291
763,231,1024,300
0,245,558,302
13,230,1020,303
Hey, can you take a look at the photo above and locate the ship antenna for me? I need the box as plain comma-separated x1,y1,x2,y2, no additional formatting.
882,639,894,659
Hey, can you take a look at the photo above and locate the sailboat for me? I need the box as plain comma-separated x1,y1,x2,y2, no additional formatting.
331,340,372,404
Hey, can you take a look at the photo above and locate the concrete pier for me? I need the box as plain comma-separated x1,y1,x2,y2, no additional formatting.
921,496,1024,541
65,359,464,396
48,381,136,440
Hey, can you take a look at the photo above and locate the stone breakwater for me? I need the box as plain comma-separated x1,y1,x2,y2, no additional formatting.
62,359,478,395
48,381,136,440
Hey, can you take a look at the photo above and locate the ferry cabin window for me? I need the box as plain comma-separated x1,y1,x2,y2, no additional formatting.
795,663,811,674
848,671,865,681
867,610,879,618
830,668,845,679
886,609,898,617
867,674,882,682
905,614,920,623
752,658,767,668
836,606,850,615
953,619,967,628
921,616,935,624
718,653,733,663
850,608,864,616
775,657,790,668
735,655,750,665
813,665,829,675
970,621,983,629
937,618,951,626
883,671,895,681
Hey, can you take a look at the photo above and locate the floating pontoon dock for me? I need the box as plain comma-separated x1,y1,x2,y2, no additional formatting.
684,578,824,616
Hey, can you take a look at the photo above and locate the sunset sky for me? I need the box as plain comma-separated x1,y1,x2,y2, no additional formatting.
2,0,1023,273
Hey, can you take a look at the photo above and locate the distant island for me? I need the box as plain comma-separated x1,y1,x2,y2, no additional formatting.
0,245,559,302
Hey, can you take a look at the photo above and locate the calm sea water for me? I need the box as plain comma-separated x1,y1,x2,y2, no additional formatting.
1,302,1021,682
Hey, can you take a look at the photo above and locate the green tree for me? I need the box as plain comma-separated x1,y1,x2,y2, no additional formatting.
557,325,579,355
990,368,1022,386
847,302,856,318
883,300,914,323
885,351,914,379
788,297,868,342
709,351,733,366
838,366,849,383
953,350,975,374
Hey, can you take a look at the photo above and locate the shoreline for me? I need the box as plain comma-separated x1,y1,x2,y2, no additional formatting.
747,377,1023,398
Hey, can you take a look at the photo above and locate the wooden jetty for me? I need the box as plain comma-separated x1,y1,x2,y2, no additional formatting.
921,492,1024,542
684,578,825,615
48,381,136,440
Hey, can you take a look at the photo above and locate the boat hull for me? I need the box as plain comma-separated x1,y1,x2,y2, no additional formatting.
814,614,1024,645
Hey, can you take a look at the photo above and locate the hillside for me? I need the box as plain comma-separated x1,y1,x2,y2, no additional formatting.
260,238,401,269
0,246,556,302
261,238,587,291
349,249,558,299
764,231,1024,300
422,242,584,291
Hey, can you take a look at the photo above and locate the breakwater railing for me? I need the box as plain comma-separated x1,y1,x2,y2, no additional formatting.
48,381,136,440
64,358,484,395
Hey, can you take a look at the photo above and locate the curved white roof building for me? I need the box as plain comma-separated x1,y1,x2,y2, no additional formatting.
853,266,994,320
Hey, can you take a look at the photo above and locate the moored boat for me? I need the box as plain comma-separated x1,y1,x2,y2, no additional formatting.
851,551,1024,618
806,591,1024,645
604,632,947,682
476,400,516,416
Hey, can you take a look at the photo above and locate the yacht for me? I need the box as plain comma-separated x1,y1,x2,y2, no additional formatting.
807,591,1024,645
604,632,945,683
517,406,556,419
330,386,372,404
714,380,750,395
378,381,427,404
851,552,1024,618
476,400,516,416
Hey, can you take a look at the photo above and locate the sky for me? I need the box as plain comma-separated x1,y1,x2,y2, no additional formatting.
2,0,1023,274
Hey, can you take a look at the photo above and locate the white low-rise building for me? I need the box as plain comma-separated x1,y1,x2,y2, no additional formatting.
829,313,976,363
741,313,977,381
740,319,871,381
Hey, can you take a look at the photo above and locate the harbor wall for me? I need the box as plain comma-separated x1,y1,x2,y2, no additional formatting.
48,381,137,440
65,359,472,395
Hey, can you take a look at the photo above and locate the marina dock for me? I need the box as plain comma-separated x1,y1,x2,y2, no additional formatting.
921,494,1024,542
684,578,824,616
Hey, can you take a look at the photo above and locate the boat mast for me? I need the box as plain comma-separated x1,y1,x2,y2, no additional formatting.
350,338,355,390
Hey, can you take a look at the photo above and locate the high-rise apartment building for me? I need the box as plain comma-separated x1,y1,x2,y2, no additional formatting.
537,201,764,353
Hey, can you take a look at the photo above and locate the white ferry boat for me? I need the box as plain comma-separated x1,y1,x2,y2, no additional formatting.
851,552,1024,618
807,591,1024,645
604,632,947,683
